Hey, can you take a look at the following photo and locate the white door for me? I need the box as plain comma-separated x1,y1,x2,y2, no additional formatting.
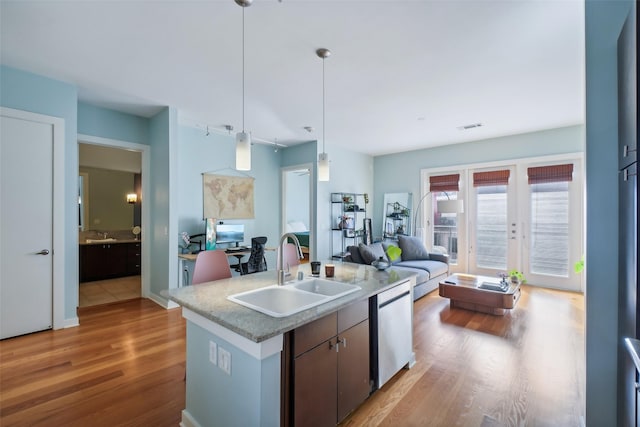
468,166,518,277
1,115,54,339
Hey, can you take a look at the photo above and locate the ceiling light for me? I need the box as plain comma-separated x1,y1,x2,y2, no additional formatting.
317,48,331,182
235,0,253,171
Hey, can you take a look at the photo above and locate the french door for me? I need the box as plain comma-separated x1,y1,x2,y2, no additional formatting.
424,158,583,291
467,167,518,277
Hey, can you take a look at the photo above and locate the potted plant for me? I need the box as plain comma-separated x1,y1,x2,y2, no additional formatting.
508,270,526,284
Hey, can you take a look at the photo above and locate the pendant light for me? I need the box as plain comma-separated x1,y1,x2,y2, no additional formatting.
317,48,331,182
235,0,253,171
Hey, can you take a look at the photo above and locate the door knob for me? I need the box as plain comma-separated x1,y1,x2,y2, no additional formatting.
36,249,50,255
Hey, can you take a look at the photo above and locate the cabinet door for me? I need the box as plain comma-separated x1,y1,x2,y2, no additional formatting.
105,243,127,278
337,320,370,422
127,242,141,275
294,338,338,427
81,244,106,282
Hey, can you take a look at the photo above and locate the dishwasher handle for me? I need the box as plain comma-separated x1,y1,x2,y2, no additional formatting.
379,290,411,309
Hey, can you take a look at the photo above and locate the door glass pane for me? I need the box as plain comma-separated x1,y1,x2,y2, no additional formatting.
476,185,507,269
433,192,459,264
530,182,570,276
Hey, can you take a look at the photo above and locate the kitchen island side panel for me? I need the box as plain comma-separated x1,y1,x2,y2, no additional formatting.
184,321,281,427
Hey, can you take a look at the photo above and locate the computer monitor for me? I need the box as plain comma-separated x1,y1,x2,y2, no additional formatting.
215,224,245,247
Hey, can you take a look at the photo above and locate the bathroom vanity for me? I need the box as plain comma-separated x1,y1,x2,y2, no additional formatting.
164,262,416,427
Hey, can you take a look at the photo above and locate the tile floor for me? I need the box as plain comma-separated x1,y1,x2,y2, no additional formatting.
79,275,141,307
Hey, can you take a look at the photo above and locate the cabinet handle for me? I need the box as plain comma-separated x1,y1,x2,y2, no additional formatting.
329,339,339,353
338,337,347,348
623,145,637,158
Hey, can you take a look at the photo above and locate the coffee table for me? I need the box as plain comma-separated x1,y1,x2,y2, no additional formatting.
438,273,521,315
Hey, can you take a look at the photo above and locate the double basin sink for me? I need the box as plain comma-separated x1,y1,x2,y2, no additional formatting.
228,278,361,318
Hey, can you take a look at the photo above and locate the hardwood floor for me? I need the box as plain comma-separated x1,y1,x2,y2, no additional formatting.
341,285,585,426
0,285,584,427
0,299,186,427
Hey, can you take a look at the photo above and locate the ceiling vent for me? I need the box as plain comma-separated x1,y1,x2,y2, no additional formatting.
457,123,483,131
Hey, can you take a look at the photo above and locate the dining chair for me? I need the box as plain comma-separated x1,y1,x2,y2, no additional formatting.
240,236,268,275
277,242,302,271
191,250,232,284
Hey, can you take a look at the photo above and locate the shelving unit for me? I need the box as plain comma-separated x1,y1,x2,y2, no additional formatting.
331,193,368,259
384,201,411,240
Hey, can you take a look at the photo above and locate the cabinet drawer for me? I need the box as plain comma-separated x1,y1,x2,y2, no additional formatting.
293,312,337,357
338,298,368,334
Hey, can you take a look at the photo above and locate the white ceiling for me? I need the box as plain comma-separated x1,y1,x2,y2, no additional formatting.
0,0,585,156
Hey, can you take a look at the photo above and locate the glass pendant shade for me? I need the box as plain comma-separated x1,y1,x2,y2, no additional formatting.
318,152,330,182
236,131,251,171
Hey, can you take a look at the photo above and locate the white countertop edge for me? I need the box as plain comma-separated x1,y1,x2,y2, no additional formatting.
183,307,283,360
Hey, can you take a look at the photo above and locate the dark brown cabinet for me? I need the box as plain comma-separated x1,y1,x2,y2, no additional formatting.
80,242,141,282
288,299,370,426
126,242,141,275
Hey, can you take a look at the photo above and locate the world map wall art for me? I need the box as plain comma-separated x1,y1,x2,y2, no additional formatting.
202,173,255,219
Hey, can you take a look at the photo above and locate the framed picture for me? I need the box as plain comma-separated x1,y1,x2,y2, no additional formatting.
363,218,372,245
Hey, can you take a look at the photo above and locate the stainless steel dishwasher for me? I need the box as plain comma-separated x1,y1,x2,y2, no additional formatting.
370,279,415,389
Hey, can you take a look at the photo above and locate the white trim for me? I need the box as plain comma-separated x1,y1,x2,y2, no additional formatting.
147,292,180,310
1,107,67,330
180,410,202,427
63,317,80,328
182,308,283,360
77,134,152,303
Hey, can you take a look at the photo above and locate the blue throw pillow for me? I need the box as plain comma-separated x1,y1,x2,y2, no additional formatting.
358,243,388,265
397,235,430,261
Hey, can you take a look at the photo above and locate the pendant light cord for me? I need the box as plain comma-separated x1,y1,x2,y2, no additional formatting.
322,55,325,154
242,7,246,133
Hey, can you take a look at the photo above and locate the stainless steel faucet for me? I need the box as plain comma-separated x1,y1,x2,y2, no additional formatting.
278,232,303,285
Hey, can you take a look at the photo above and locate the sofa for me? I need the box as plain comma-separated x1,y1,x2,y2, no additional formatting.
345,235,450,300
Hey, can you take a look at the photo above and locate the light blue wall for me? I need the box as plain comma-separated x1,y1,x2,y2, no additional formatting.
280,141,374,261
0,65,79,321
585,1,632,425
373,125,584,236
78,102,149,144
148,107,178,300
318,143,375,260
185,322,280,426
177,126,282,268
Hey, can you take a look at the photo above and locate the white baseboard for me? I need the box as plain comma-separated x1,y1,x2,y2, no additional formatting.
63,317,79,329
148,292,179,310
180,410,202,427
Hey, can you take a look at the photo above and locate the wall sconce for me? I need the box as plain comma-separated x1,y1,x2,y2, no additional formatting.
126,193,137,204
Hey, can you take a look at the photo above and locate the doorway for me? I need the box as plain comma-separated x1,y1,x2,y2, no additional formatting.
282,164,313,262
421,156,584,292
78,135,149,307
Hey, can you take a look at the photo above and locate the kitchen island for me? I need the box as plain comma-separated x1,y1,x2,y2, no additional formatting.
164,262,416,427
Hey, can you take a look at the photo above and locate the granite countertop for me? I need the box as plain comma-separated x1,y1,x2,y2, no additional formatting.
162,262,416,343
80,238,140,245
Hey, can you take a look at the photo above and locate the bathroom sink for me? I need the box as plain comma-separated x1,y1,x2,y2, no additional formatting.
85,238,117,243
228,286,329,317
290,278,361,298
227,280,361,318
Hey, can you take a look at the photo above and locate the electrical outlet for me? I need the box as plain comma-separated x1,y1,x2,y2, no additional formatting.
209,341,217,365
218,347,231,375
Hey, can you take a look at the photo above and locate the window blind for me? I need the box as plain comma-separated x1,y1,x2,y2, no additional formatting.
527,164,574,184
473,170,510,187
429,174,460,192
